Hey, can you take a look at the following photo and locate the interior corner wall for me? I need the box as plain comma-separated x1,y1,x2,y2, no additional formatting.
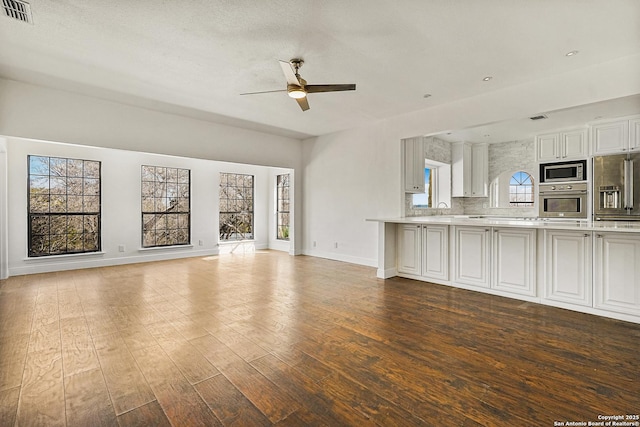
0,77,305,262
301,54,640,267
0,137,8,279
5,136,278,276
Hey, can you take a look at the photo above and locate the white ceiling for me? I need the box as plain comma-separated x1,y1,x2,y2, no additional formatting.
1,0,640,139
437,93,640,144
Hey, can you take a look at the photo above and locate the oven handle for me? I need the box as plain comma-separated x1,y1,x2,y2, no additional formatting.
538,190,588,196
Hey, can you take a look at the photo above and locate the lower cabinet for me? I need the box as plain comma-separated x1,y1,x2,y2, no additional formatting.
594,232,640,316
543,230,592,306
394,222,640,322
397,224,421,275
492,228,536,296
453,226,536,295
422,224,449,281
453,226,491,288
397,224,449,281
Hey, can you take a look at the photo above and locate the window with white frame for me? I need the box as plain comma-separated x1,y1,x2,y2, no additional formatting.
27,155,101,257
219,173,254,241
509,171,534,207
141,165,191,248
412,160,451,209
276,174,290,240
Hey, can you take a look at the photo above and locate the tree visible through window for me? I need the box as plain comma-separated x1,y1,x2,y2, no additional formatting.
509,171,534,207
219,173,254,241
141,165,190,247
276,174,290,240
28,155,101,257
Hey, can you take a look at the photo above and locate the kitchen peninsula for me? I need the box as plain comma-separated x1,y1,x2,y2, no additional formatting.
369,216,640,324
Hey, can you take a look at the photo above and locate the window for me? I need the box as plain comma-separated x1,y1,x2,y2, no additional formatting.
276,174,290,240
412,167,434,208
411,159,451,209
509,171,534,207
28,155,101,257
219,173,254,241
141,166,190,247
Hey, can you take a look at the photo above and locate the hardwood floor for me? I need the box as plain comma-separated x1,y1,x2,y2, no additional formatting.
1,251,639,426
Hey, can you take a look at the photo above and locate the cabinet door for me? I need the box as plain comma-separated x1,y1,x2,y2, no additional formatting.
492,228,536,296
544,230,591,306
592,120,629,155
594,233,640,316
471,143,488,197
537,133,559,161
403,138,425,193
453,227,490,288
397,224,421,275
451,142,472,197
422,225,449,281
562,129,588,159
630,118,640,152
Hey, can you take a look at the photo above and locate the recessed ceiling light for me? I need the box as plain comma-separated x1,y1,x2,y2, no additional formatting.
565,50,579,57
423,94,432,98
482,76,492,82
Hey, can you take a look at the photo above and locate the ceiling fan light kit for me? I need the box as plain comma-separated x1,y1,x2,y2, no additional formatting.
287,85,307,99
242,58,356,111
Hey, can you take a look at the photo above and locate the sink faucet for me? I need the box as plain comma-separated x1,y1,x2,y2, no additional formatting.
436,201,449,215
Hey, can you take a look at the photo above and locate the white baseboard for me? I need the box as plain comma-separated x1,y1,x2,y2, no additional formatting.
302,249,377,268
9,248,220,276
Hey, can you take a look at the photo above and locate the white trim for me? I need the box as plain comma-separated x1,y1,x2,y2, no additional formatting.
302,249,377,268
10,248,220,276
0,138,8,280
23,251,106,262
138,244,194,252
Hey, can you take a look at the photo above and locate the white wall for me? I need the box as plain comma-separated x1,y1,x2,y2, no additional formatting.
0,137,8,279
2,54,640,273
5,136,285,275
302,53,640,266
0,78,304,258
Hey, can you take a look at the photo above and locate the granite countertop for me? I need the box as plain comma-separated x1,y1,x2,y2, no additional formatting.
367,215,640,233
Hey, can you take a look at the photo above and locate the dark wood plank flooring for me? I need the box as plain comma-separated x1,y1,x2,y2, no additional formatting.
1,251,639,426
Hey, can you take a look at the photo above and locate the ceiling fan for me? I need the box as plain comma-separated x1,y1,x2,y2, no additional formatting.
241,58,356,111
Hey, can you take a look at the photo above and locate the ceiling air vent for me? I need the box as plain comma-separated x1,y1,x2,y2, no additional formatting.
2,0,33,24
529,114,548,121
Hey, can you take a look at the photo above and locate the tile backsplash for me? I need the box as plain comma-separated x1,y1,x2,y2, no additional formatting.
405,137,538,217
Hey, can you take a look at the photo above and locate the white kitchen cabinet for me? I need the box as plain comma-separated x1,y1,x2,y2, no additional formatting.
397,224,422,275
451,142,488,197
591,115,640,155
403,137,425,193
543,230,592,306
453,226,491,288
492,228,536,296
471,144,488,197
422,224,449,281
630,117,640,152
536,128,588,161
594,232,640,316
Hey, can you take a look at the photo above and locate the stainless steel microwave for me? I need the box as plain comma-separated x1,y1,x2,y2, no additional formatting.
539,160,587,183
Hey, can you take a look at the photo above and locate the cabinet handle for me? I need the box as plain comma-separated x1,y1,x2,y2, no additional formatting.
583,234,589,237
596,234,603,238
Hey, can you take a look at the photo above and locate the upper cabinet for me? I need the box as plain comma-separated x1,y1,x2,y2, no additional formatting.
536,128,588,162
591,115,640,156
451,142,488,197
403,137,425,193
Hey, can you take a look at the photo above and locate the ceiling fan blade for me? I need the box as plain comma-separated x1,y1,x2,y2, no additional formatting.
240,89,286,95
305,84,356,93
279,60,300,85
296,97,310,111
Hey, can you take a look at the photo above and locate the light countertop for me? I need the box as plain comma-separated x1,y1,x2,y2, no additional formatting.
367,216,640,233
